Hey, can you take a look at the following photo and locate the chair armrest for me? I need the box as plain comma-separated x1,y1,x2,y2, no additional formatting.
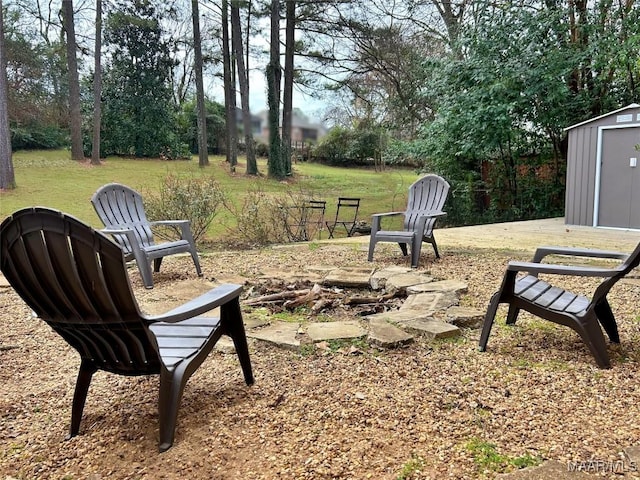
100,227,134,235
531,246,629,263
145,283,243,323
100,227,138,245
371,212,405,233
416,210,447,219
371,211,405,219
413,211,447,235
507,261,622,277
149,220,194,243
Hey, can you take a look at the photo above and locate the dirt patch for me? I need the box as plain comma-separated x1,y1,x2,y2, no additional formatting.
2,243,640,479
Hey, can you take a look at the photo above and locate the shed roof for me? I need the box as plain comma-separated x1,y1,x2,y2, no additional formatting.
564,103,640,131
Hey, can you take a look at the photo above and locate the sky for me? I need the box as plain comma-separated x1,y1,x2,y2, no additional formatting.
206,68,329,125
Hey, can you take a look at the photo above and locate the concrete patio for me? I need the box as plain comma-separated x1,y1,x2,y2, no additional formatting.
333,217,640,253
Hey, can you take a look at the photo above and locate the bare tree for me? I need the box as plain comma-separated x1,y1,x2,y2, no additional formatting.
231,0,257,175
281,0,295,176
222,0,237,170
61,0,84,161
267,0,283,178
91,0,102,165
192,0,209,167
0,4,15,189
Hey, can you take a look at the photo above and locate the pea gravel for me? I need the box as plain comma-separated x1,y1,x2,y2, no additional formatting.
2,243,640,480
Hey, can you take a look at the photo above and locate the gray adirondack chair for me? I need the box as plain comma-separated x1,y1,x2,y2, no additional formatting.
479,243,640,368
0,207,254,452
368,174,449,268
91,183,202,288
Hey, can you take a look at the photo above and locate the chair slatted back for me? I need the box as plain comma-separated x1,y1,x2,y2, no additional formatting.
303,200,326,236
1,208,161,374
91,183,155,255
404,175,450,234
334,197,360,224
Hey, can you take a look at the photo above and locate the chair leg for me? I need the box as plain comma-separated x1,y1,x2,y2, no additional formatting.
131,250,155,288
410,235,423,268
189,248,203,277
326,224,335,239
153,257,163,273
67,360,97,440
594,299,620,343
367,237,377,262
506,305,520,325
221,298,254,385
398,243,408,257
478,293,501,351
346,223,356,237
158,366,188,453
430,236,441,259
575,314,611,369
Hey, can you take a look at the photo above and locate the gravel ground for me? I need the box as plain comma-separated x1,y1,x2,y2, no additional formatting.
2,242,640,479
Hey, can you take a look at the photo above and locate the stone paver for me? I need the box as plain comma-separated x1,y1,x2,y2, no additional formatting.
307,264,340,276
367,318,414,347
369,266,413,290
306,321,367,341
384,272,434,294
495,461,591,479
244,316,271,330
398,318,460,339
366,310,434,324
625,446,640,464
323,267,374,288
406,279,468,295
400,292,445,314
445,306,485,328
258,267,325,284
247,321,301,350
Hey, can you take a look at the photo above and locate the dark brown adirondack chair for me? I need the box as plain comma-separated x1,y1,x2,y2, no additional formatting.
368,175,449,268
0,207,254,452
91,183,202,288
326,197,361,238
479,243,640,368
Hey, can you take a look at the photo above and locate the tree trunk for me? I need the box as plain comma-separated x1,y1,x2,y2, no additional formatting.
0,6,15,189
192,0,209,167
281,0,295,176
91,0,102,165
61,0,84,161
267,0,283,179
222,0,237,170
231,1,257,175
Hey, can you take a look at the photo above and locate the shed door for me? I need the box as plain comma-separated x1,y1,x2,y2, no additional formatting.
598,128,640,228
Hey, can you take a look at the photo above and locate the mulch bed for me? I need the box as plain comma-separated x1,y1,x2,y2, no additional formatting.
2,243,640,479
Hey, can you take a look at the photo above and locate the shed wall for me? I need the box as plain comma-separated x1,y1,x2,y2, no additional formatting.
565,106,640,226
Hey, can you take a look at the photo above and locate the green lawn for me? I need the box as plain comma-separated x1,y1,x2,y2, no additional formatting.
0,150,421,241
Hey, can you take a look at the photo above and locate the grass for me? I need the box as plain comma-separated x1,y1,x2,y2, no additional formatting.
271,310,310,323
1,150,419,241
465,437,541,473
324,337,369,352
397,453,426,479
